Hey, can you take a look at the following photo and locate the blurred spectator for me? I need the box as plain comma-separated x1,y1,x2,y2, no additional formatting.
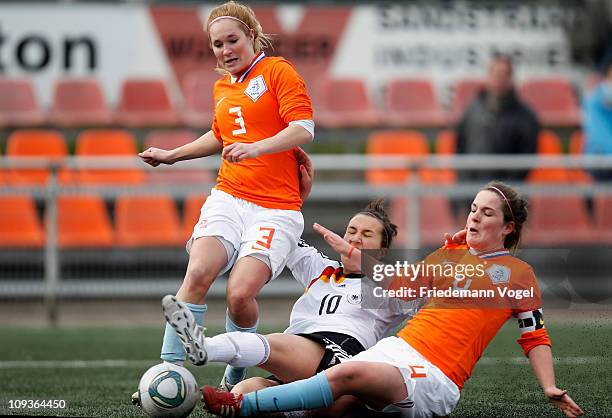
456,54,539,181
582,55,612,181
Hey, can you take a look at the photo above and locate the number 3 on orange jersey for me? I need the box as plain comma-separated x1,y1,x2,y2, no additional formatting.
229,106,247,136
252,227,275,251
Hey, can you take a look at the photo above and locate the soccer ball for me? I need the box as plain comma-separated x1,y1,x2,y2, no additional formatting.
137,363,200,418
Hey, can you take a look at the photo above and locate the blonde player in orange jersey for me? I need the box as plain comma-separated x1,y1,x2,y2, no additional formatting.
138,1,314,389
201,181,584,418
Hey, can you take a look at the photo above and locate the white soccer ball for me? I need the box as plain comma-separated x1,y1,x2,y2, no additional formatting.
138,363,200,418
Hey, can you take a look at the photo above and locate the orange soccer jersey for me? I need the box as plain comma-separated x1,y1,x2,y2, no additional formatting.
396,246,551,390
211,53,313,210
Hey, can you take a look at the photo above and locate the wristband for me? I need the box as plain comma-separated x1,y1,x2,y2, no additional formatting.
347,246,355,258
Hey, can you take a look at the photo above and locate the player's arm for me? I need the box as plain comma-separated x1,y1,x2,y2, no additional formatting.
222,123,312,163
527,345,584,417
515,306,583,417
313,222,362,271
286,239,332,288
313,221,436,294
139,130,222,166
295,147,314,201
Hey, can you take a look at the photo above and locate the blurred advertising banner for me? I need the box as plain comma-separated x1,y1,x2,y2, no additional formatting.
0,2,579,106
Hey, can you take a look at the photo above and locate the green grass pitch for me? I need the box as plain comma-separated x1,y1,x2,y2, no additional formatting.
0,322,610,417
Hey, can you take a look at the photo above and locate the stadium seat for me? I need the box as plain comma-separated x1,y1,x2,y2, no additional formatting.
55,195,114,248
593,194,612,244
49,78,113,127
314,77,381,128
75,129,145,185
0,78,45,127
390,196,457,247
518,78,580,126
115,78,180,127
567,130,593,183
182,194,208,241
181,71,220,127
365,130,429,185
525,194,594,245
435,129,457,155
6,130,72,185
569,130,584,155
419,130,457,184
144,130,213,185
526,131,574,183
383,78,448,127
0,195,44,247
451,78,487,121
115,194,183,247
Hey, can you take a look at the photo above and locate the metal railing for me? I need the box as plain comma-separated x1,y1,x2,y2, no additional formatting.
1,154,612,323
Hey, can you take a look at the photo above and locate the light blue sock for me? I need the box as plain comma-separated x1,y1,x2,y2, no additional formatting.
160,302,207,363
224,310,258,384
241,372,333,416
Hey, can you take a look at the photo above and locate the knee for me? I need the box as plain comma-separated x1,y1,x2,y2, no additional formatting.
327,363,365,391
226,285,257,311
182,263,218,295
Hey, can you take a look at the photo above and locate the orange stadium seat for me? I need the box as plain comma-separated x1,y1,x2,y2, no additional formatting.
314,77,381,128
526,131,576,183
6,130,72,185
116,78,180,127
75,129,145,185
569,130,584,155
525,194,594,245
0,195,44,247
451,78,487,121
182,194,208,241
55,195,114,248
181,71,220,128
419,130,457,184
518,78,580,127
0,78,45,127
115,194,183,247
49,78,113,127
391,196,457,247
593,194,612,244
144,130,212,185
383,78,448,127
365,130,429,185
567,130,593,183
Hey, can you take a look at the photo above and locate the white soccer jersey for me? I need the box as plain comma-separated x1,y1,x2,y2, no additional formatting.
283,240,422,349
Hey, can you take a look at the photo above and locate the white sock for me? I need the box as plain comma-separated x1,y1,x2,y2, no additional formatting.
205,331,270,367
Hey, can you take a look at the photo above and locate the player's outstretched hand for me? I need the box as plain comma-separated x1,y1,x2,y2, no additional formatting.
313,223,351,256
294,147,313,201
222,142,261,163
544,387,584,417
138,147,174,167
444,228,467,246
314,222,361,272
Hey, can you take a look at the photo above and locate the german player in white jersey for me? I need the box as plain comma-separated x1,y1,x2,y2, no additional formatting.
162,199,422,411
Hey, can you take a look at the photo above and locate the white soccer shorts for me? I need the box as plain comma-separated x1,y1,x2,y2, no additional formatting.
187,188,304,280
345,336,460,418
